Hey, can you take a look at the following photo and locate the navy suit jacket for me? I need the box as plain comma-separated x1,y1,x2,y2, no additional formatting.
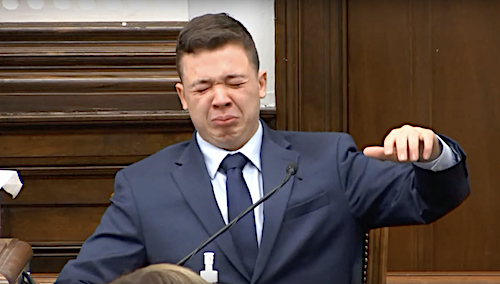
56,123,469,284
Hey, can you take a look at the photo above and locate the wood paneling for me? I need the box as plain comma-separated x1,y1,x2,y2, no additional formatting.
277,0,500,274
0,20,277,272
276,1,390,282
0,121,194,271
0,123,193,167
275,0,347,132
347,0,436,271
387,272,500,284
346,0,500,271
430,0,500,271
2,0,498,275
2,207,107,242
1,167,118,205
0,22,182,114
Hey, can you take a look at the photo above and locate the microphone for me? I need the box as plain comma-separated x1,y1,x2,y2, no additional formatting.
177,162,298,266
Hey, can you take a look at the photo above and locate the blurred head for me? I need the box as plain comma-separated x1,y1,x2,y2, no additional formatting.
109,263,208,284
175,13,267,151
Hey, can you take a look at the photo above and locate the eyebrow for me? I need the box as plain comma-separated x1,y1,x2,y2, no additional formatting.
189,74,247,88
226,74,246,80
190,79,212,88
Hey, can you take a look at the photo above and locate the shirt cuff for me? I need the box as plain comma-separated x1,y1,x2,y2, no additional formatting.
413,135,460,172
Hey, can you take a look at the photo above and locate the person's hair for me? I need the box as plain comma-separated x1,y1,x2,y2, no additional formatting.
176,13,260,80
109,263,208,284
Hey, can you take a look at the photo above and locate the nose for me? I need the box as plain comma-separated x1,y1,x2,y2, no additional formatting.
212,84,232,108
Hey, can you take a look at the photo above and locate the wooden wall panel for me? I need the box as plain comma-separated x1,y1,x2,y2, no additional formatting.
2,0,498,275
2,207,107,242
0,125,193,167
275,0,346,132
0,22,182,114
347,0,436,271
0,20,277,272
347,0,500,271
430,0,500,270
0,120,196,272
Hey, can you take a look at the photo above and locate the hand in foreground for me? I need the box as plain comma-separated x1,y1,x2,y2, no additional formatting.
363,125,442,163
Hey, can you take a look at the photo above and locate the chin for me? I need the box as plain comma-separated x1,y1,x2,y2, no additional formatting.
215,136,243,151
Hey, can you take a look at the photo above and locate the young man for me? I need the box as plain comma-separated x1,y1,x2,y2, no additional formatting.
56,13,469,284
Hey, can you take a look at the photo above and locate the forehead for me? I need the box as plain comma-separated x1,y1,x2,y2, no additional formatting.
180,44,254,80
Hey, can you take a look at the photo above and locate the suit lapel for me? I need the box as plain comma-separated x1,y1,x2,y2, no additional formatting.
171,134,251,281
252,125,299,283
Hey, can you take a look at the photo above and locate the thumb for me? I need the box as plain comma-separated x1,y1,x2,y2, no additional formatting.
363,146,393,161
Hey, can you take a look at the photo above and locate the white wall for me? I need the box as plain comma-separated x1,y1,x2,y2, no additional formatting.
0,0,275,107
0,0,189,21
188,0,275,107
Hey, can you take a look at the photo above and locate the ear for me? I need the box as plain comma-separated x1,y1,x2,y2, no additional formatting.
258,70,267,99
175,82,188,110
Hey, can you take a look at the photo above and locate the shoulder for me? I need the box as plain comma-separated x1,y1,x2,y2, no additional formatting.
274,130,357,149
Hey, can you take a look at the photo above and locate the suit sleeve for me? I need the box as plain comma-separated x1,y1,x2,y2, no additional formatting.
337,133,470,230
55,170,146,284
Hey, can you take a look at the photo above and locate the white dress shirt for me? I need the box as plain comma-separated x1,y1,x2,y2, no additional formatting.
197,122,264,245
196,123,459,246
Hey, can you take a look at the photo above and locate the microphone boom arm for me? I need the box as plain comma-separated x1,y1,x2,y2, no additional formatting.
177,164,297,266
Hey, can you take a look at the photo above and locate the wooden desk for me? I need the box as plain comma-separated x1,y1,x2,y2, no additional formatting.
387,271,500,284
0,239,32,284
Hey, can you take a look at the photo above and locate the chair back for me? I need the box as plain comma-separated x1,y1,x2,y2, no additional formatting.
363,228,389,284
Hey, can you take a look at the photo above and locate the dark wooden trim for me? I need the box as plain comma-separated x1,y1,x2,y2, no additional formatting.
0,21,183,114
341,0,349,133
3,166,123,177
275,0,300,131
31,242,82,257
367,228,389,284
29,242,82,273
0,21,185,41
275,0,346,132
0,108,275,127
386,271,500,284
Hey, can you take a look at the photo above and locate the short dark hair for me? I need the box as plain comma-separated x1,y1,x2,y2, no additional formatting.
176,13,260,80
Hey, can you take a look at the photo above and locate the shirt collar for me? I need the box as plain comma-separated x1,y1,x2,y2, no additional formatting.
197,121,263,180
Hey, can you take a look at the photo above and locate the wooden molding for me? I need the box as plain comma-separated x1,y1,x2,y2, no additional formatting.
0,108,276,127
0,21,184,114
367,228,389,284
0,21,184,41
386,272,500,284
275,0,346,132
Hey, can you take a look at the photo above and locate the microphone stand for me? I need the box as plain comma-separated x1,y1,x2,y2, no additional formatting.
177,163,297,266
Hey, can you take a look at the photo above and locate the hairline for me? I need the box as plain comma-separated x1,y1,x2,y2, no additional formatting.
177,43,259,82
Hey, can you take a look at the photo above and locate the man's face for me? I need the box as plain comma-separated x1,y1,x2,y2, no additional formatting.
176,44,267,151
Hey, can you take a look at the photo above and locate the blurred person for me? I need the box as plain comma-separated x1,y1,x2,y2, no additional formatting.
109,264,208,284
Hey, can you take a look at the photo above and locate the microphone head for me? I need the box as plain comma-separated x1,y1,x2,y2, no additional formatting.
286,162,298,175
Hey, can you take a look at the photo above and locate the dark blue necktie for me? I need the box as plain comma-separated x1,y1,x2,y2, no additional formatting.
220,153,258,275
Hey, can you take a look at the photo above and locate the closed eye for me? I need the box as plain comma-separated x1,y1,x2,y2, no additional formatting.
194,87,210,93
192,83,212,93
227,80,246,88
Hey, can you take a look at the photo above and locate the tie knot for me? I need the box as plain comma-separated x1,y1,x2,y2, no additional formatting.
220,153,248,173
